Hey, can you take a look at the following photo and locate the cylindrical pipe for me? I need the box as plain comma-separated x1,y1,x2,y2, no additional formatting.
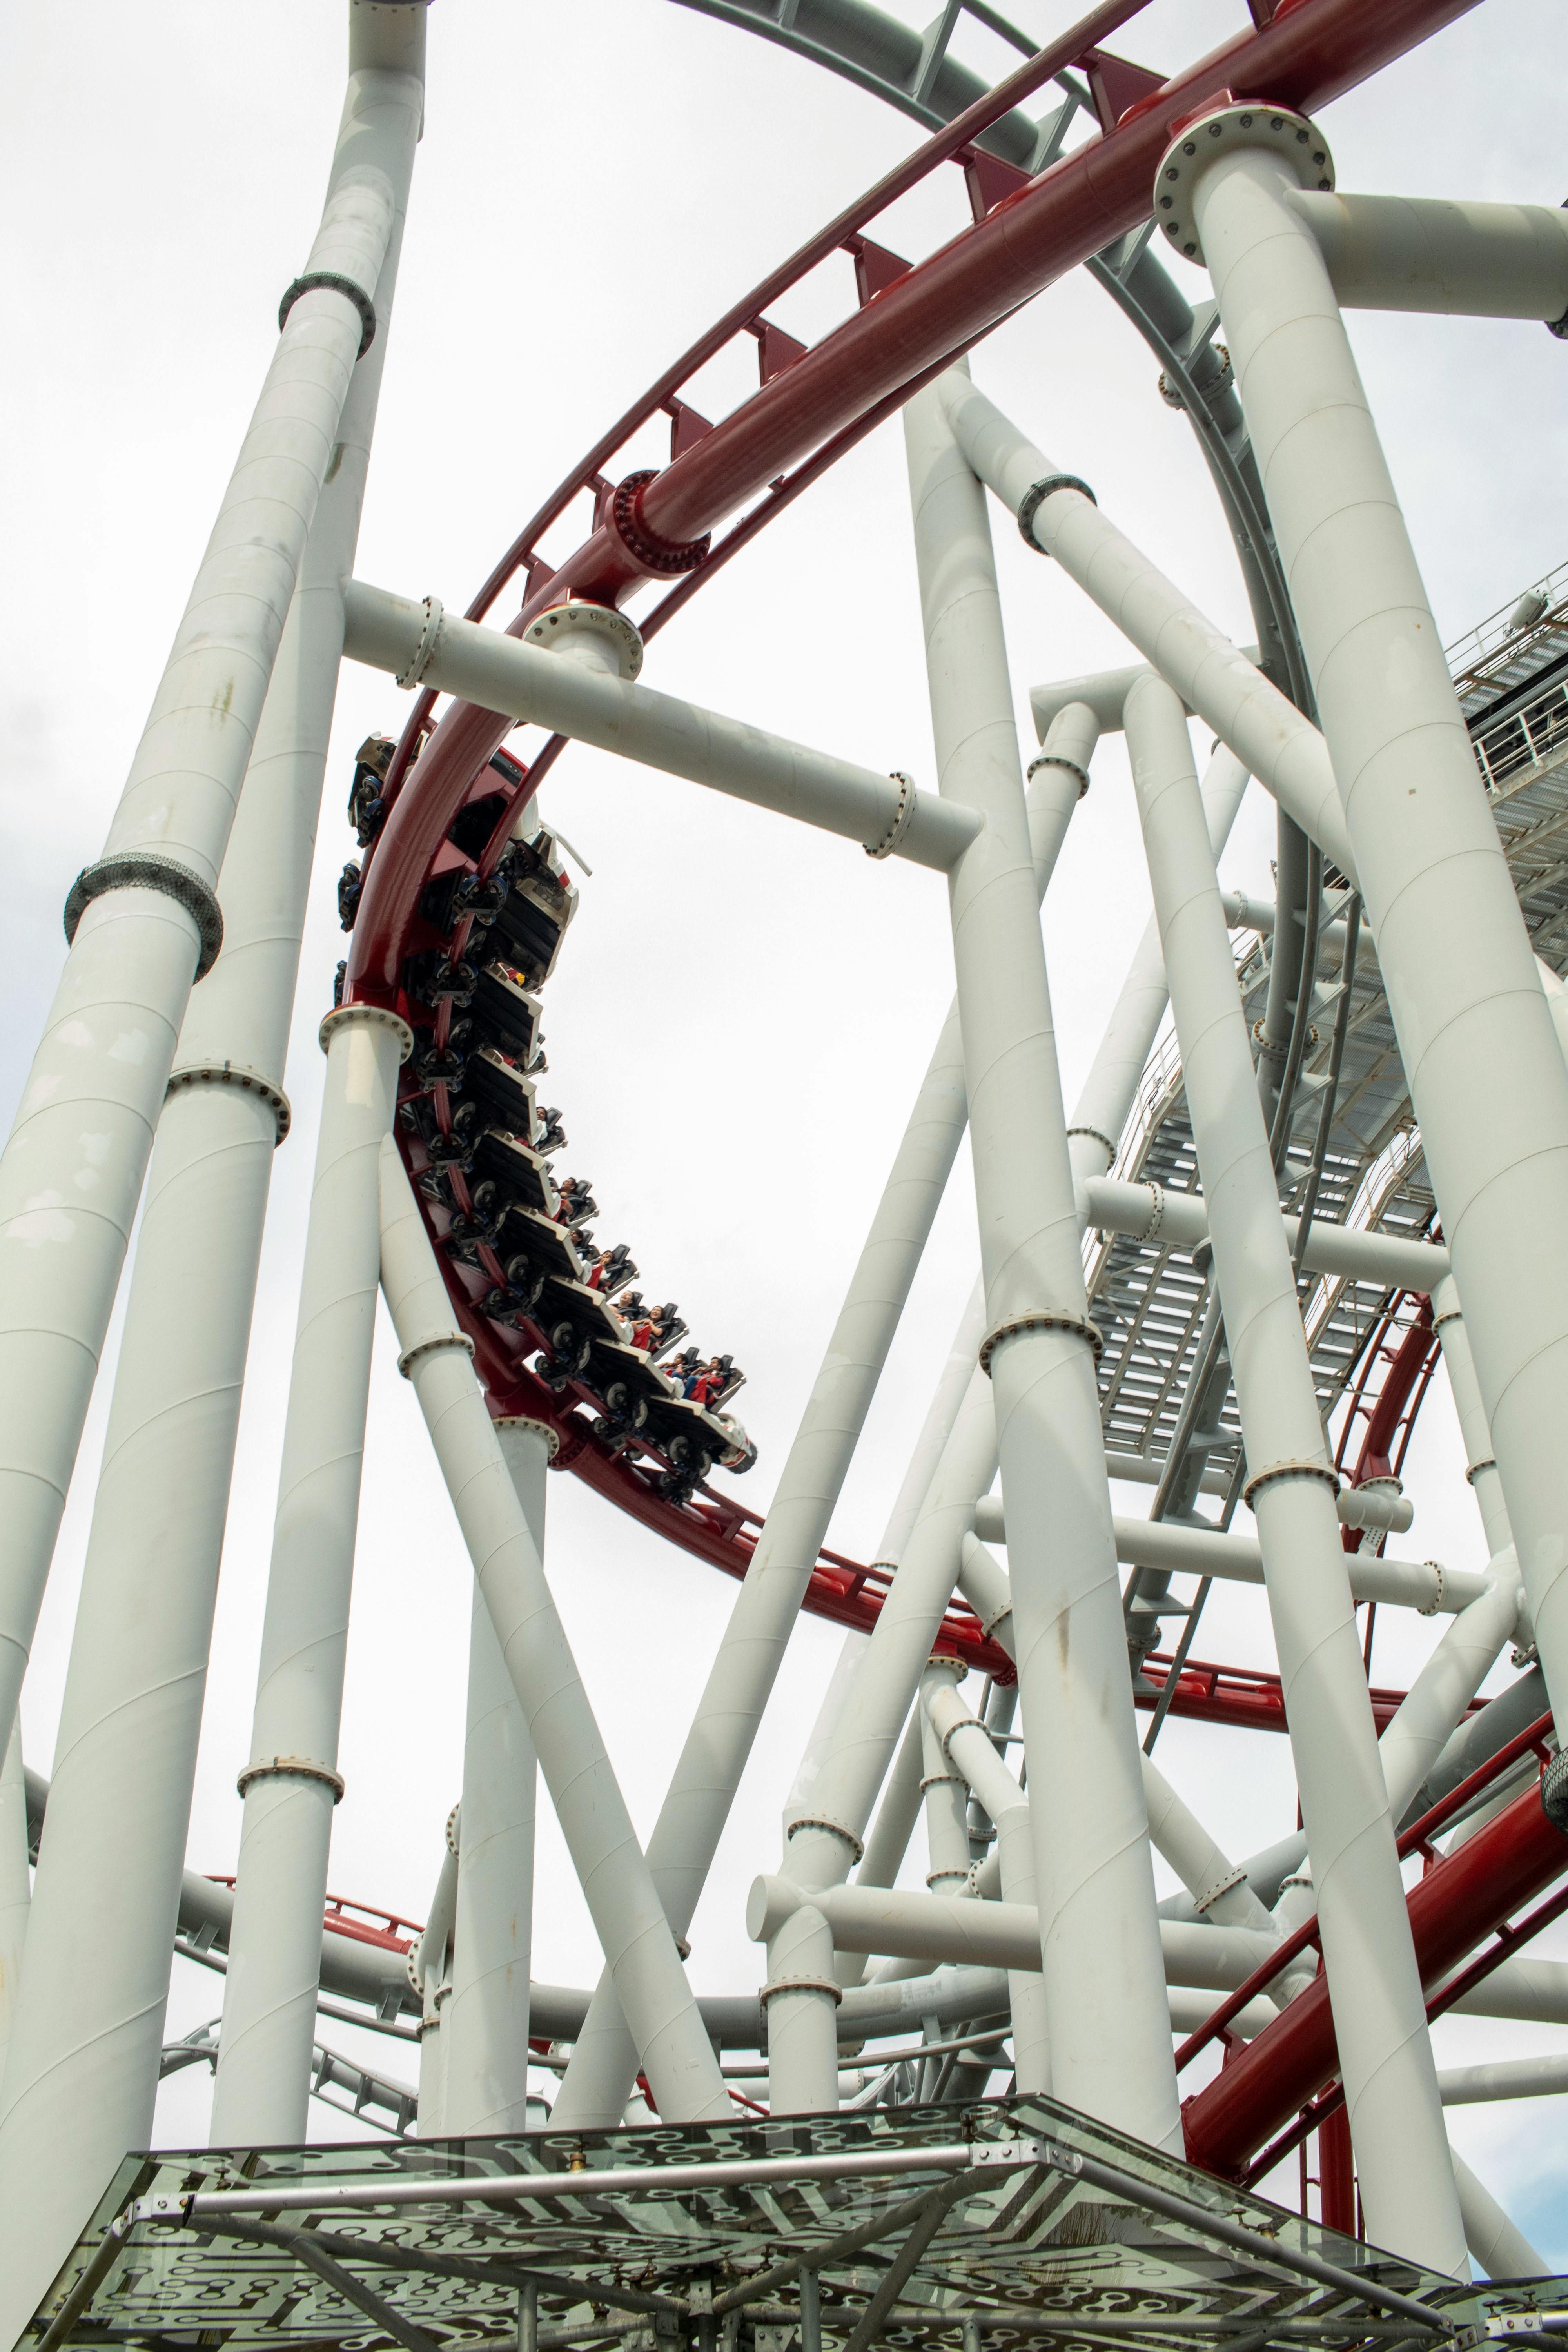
1079,1172,1448,1291
1451,2151,1548,2281
209,1004,411,2147
413,1825,459,2139
1190,118,1568,1809
906,376,1178,2152
1139,1755,1272,1933
918,1664,971,1894
1123,667,1464,2275
0,135,416,2245
1378,1568,1523,1824
925,1684,1049,2094
0,49,419,1780
550,728,1088,2128
1285,189,1568,320
763,1904,839,2118
441,1422,546,2137
377,1141,728,2124
1432,1278,1514,1562
937,370,1355,880
1105,1511,1486,1615
342,582,979,875
0,1729,27,2089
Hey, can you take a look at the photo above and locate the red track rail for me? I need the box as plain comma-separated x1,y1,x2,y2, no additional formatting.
341,0,1481,1699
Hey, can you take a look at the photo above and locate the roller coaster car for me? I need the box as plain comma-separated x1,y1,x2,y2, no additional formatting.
493,1201,584,1286
348,733,395,848
473,1126,555,1216
553,1179,597,1230
587,1241,637,1296
487,833,577,990
472,961,543,1065
465,1043,537,1136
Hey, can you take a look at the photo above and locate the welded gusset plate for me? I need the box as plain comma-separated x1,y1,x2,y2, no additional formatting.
31,2095,1553,2350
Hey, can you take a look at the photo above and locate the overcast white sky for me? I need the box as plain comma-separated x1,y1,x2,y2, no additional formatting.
4,0,1568,2260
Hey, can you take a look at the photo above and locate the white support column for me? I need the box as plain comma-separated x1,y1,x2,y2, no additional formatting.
1139,1755,1273,1933
1123,666,1465,2274
0,22,423,1773
918,1662,971,1894
1452,2151,1547,2281
924,1682,1049,2096
209,1004,412,2147
1180,105,1568,1760
1432,1278,1514,1561
377,1142,729,2124
441,1421,546,2138
0,88,418,2253
551,721,1090,2130
412,1828,459,2139
0,1729,27,2088
1377,1568,1523,1825
904,375,1178,2153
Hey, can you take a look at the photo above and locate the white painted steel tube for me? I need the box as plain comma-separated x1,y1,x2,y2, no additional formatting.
976,1480,1416,1541
1107,1514,1485,1615
1124,668,1465,2274
1442,2054,1568,2105
764,1904,840,2117
749,1875,1276,1990
376,1142,728,2124
924,1684,1049,2093
1067,746,1251,1174
209,1004,411,2147
1191,127,1568,1805
1079,1174,1448,1291
1377,1568,1524,1823
1451,2152,1548,2282
414,1828,459,2138
937,370,1355,882
1139,1756,1272,1932
1286,191,1568,321
918,1664,972,1893
342,581,978,874
0,1730,25,2089
0,49,419,1790
906,376,1178,2152
0,146,417,2276
552,738,1086,2129
1433,1278,1514,1561
441,1423,546,2137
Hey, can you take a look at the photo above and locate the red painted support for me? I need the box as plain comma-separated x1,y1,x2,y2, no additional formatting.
1181,1776,1568,2179
1318,2105,1356,2235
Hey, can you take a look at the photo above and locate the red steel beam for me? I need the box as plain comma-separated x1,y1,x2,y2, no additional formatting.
1181,1777,1568,2179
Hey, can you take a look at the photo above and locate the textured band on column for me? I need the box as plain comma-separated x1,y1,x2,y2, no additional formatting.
785,1813,865,1865
166,1060,292,1145
394,594,445,690
64,853,225,979
1066,1124,1118,1165
1026,751,1091,797
1018,473,1097,552
278,269,377,358
318,1002,415,1060
760,1973,843,2007
397,1331,476,1381
865,771,916,860
980,1307,1104,1374
495,1413,563,1461
236,1754,346,1803
1241,1457,1340,1508
1464,1456,1497,1486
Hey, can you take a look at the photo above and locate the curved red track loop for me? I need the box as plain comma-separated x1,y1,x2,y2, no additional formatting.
347,0,1481,1703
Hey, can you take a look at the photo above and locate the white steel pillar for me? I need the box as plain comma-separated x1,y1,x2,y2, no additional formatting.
551,722,1090,2129
0,104,418,2266
377,1142,729,2123
1180,106,1568,1749
0,1729,26,2088
1124,667,1465,2274
0,18,423,1771
209,1004,412,2147
903,375,1178,2152
441,1419,546,2138
412,1827,458,2139
1432,1278,1514,1561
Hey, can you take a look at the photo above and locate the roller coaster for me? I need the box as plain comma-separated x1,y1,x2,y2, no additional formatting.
6,0,1568,2345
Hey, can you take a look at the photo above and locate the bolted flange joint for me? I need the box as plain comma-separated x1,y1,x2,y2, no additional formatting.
604,468,711,578
1018,474,1096,554
524,600,644,681
279,270,376,357
1154,103,1335,269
